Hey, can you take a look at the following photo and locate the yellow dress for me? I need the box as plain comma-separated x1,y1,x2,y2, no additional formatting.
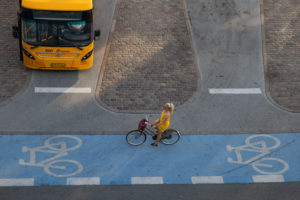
158,111,170,132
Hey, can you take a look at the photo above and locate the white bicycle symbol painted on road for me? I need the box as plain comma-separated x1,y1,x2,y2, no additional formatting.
227,134,289,175
19,135,83,177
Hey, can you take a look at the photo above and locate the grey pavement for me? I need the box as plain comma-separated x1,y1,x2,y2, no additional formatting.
0,0,300,134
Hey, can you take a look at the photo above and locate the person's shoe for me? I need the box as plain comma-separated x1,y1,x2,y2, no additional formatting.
151,143,158,147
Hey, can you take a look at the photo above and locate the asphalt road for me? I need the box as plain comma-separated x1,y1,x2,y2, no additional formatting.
1,0,300,134
1,183,300,200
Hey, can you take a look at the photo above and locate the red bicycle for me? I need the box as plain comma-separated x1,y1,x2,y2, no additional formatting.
126,118,181,146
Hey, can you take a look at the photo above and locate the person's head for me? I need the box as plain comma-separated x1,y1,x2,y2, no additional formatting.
163,103,175,113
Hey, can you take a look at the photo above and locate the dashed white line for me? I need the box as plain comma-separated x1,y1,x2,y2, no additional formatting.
67,177,100,185
191,176,224,184
0,175,289,186
252,175,285,183
0,178,34,186
131,177,163,184
35,87,91,93
209,88,262,94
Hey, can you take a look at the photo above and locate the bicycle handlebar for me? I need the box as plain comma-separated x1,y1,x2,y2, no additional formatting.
145,121,151,125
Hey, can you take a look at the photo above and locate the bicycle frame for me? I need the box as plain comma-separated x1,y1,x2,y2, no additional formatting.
19,141,69,169
227,141,270,165
139,119,169,137
143,125,158,136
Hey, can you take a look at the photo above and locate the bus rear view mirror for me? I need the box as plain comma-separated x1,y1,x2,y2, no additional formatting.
12,26,19,38
94,30,101,40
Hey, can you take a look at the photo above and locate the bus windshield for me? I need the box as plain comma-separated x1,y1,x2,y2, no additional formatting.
21,9,93,47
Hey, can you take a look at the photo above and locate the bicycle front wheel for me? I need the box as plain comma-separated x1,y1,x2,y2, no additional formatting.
160,129,180,145
252,157,289,175
126,130,146,146
45,159,83,178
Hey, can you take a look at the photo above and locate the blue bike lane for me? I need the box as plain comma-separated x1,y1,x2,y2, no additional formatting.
0,133,299,186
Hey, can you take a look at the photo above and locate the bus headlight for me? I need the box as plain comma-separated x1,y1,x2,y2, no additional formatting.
23,47,35,60
81,50,93,61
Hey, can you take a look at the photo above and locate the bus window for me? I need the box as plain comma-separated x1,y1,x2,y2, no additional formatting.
22,9,93,48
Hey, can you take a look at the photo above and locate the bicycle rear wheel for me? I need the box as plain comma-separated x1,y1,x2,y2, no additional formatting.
126,130,146,146
160,129,180,145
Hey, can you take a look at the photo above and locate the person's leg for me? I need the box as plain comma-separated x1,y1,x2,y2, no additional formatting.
154,130,162,145
151,119,159,127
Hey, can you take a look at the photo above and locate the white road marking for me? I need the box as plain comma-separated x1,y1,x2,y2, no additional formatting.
252,158,289,175
0,178,34,186
131,177,163,184
111,20,116,32
67,177,100,185
191,176,224,184
209,88,262,94
227,135,289,175
35,87,91,93
19,135,83,178
252,175,285,183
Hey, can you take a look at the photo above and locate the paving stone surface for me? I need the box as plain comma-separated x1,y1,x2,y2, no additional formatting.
97,0,199,112
263,0,300,112
0,1,31,105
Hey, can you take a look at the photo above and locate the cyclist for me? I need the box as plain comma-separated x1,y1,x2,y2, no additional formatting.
151,103,175,147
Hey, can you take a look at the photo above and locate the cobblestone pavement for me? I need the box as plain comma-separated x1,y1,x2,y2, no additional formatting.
262,0,300,112
96,0,199,112
0,1,31,105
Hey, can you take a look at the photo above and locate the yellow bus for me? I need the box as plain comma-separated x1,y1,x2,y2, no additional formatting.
13,0,100,70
